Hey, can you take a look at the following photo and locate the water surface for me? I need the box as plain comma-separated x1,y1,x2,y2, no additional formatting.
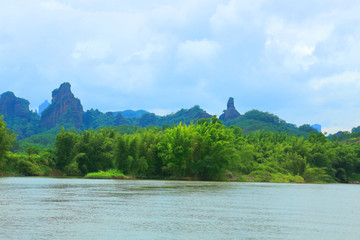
0,177,359,239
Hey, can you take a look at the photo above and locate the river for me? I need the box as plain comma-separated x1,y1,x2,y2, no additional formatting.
0,177,359,239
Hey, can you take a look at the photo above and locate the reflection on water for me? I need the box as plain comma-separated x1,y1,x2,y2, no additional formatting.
0,177,359,240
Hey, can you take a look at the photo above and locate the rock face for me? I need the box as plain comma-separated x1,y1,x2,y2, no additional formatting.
0,91,31,119
38,100,50,116
40,82,83,128
219,97,241,122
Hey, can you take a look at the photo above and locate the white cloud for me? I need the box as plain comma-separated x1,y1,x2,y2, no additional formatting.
3,0,360,132
176,39,221,69
306,71,360,115
324,32,360,69
93,62,154,92
309,71,360,91
123,43,164,63
40,0,72,11
147,0,222,27
210,0,263,33
265,16,334,71
316,108,360,134
72,40,111,60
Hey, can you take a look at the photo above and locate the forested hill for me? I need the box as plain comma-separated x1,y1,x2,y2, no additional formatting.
1,82,319,141
1,116,360,183
224,110,317,136
0,91,41,138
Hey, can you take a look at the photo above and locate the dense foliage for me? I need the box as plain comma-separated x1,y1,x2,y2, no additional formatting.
224,110,318,136
84,169,127,179
84,105,211,129
0,116,16,163
2,116,360,183
329,127,360,144
2,113,42,139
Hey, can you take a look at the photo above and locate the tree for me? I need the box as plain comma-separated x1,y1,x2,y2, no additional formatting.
72,129,114,174
54,127,77,171
115,134,130,172
193,117,238,180
158,123,195,178
0,116,16,165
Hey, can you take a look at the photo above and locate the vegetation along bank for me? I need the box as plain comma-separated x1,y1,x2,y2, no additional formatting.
1,116,360,183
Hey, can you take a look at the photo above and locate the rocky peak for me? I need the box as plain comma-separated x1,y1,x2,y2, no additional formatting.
38,100,50,116
0,91,31,119
227,97,236,108
219,97,241,122
40,82,83,128
52,82,71,104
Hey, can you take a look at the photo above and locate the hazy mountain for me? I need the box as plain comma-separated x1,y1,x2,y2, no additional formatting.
38,100,50,116
116,110,151,118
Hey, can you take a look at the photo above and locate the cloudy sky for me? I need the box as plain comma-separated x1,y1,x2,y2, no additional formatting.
1,0,360,133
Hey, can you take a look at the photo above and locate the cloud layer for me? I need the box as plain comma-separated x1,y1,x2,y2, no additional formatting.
1,0,360,133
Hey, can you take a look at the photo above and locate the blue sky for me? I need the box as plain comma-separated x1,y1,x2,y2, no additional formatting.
0,0,360,133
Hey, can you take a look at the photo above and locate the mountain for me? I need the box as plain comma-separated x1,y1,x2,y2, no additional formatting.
0,91,31,119
139,113,158,127
83,109,131,129
85,105,212,128
0,84,214,140
0,91,40,139
157,105,212,126
220,98,318,136
0,83,323,142
115,112,129,125
328,125,360,143
38,100,50,116
219,97,241,121
40,82,83,129
117,110,151,118
311,124,321,132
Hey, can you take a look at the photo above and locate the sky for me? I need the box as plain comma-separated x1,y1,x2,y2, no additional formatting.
1,0,360,133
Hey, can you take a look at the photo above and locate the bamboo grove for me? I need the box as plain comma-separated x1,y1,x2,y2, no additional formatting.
1,116,360,183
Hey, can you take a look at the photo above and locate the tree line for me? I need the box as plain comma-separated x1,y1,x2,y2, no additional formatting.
1,116,360,182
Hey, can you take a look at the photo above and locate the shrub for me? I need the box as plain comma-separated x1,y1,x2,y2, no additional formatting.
17,159,42,176
85,169,127,179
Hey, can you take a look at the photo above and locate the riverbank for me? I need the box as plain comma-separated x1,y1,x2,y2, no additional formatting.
0,172,327,183
1,168,353,183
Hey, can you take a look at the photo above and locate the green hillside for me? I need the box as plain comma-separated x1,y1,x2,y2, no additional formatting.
224,110,318,137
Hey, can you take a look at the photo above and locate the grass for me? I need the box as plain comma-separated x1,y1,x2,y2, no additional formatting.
84,169,128,179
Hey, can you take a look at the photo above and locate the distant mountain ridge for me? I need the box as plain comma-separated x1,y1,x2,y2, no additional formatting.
116,110,151,118
218,97,319,136
0,82,321,140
